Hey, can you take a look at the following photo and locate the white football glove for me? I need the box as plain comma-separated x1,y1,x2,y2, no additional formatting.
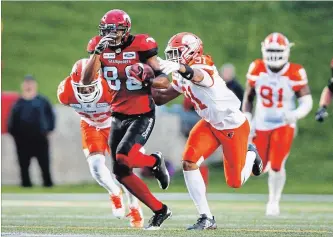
283,112,298,124
94,35,113,55
159,59,181,75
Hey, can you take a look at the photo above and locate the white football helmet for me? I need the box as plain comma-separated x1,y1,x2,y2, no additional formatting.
261,32,294,69
70,58,102,103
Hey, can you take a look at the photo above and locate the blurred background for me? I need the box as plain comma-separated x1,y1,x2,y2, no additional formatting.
1,1,333,194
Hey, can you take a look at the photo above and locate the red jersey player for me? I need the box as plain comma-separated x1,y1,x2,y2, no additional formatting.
82,9,171,229
152,32,263,230
57,58,144,228
242,33,313,216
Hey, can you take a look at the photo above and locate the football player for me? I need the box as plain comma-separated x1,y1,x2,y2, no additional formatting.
152,32,263,230
315,58,333,122
57,58,144,228
82,9,171,229
242,33,313,216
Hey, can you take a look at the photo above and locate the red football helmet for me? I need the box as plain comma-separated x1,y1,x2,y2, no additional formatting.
70,59,102,103
261,32,294,69
99,9,131,46
165,32,203,64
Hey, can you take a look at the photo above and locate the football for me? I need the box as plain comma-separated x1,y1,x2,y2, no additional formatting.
129,63,155,82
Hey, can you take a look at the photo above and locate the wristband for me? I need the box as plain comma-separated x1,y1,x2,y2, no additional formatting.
178,64,194,80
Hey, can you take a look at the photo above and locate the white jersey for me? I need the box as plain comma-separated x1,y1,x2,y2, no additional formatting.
247,59,308,131
57,76,112,129
171,55,246,130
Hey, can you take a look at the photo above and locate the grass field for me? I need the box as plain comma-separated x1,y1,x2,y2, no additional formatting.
2,193,333,237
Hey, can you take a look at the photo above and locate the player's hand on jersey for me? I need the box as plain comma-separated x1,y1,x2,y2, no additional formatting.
94,35,112,55
315,106,328,122
283,112,298,124
159,59,181,75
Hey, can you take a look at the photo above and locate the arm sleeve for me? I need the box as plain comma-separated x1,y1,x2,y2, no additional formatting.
294,94,313,120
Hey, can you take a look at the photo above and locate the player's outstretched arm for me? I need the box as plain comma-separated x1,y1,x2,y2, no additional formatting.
152,85,181,106
158,59,204,83
81,54,101,85
146,56,170,89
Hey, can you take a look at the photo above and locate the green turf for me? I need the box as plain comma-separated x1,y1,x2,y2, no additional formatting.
2,195,333,236
2,163,333,194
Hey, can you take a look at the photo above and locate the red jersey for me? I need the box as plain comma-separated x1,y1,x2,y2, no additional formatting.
87,34,157,115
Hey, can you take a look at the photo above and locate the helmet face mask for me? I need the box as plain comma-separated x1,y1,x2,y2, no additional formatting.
70,58,102,104
165,32,203,65
72,80,101,103
261,32,293,69
99,9,131,47
165,47,184,63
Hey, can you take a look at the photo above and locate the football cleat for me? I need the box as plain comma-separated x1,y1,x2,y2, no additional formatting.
266,201,280,216
110,193,125,219
151,152,170,190
145,205,172,230
187,214,217,230
126,206,144,228
248,143,263,176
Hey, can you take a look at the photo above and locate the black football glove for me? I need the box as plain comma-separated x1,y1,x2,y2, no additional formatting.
315,106,328,122
94,36,112,55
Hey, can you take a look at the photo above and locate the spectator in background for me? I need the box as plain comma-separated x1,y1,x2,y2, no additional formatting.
219,63,244,106
8,75,55,187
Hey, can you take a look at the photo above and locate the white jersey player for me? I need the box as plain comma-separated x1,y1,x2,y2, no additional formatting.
242,32,313,216
152,32,263,230
57,58,144,227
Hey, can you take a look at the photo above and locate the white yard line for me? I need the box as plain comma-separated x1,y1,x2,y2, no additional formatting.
2,193,333,202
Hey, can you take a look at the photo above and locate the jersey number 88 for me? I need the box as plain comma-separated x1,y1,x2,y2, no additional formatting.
103,66,142,91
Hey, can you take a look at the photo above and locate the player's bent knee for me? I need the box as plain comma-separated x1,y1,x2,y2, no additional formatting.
87,154,105,180
113,163,132,180
116,153,131,168
226,178,242,188
88,144,106,156
270,163,282,172
183,146,203,167
182,160,198,171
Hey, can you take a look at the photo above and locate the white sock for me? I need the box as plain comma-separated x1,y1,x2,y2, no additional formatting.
183,169,213,218
268,168,286,203
122,184,140,208
87,154,121,195
241,151,256,185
